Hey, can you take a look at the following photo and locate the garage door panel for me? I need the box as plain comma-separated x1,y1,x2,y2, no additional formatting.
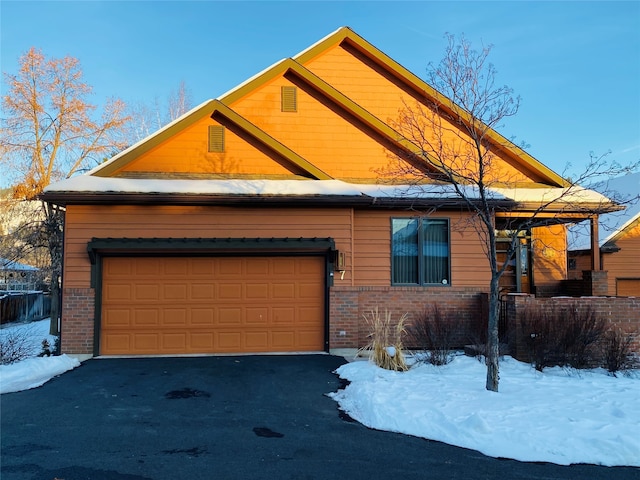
273,261,295,275
191,308,215,325
297,306,322,324
104,284,131,301
162,333,187,350
101,256,324,355
246,307,268,325
102,333,131,352
135,259,160,276
272,283,295,299
272,307,295,324
191,259,215,276
297,330,325,348
103,309,130,327
218,258,242,275
272,331,295,348
246,283,269,299
218,308,242,325
164,284,187,300
134,333,159,351
245,331,269,348
164,259,187,275
191,284,215,300
218,331,242,349
247,258,270,275
190,332,214,349
298,257,322,274
105,258,132,276
219,284,242,300
135,284,159,301
163,309,187,326
298,283,322,298
133,309,158,326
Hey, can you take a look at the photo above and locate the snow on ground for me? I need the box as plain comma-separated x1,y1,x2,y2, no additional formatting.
329,354,640,467
1,319,638,467
0,319,80,394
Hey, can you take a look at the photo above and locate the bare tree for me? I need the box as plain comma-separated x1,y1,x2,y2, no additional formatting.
1,47,130,334
126,80,193,142
388,34,636,391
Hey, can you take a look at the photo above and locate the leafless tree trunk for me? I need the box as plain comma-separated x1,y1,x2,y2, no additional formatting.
387,34,635,392
1,47,129,336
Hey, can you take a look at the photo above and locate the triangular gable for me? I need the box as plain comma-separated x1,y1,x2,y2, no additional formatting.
293,26,569,188
94,26,567,188
91,99,332,180
92,100,217,177
222,58,441,179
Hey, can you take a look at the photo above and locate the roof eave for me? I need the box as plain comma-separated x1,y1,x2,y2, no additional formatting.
39,191,514,210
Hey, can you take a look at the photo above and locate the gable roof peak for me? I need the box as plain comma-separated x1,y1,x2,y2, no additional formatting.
293,26,353,58
85,98,218,177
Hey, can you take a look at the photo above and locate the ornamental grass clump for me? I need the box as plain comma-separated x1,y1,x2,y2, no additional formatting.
360,307,409,371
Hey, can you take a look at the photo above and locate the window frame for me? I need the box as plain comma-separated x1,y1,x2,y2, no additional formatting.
390,217,451,286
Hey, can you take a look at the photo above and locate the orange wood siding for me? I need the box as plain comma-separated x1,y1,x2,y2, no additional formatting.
106,44,553,185
352,210,490,287
532,225,567,286
230,77,393,180
115,117,294,177
603,222,640,295
62,205,354,289
568,251,591,280
300,44,538,184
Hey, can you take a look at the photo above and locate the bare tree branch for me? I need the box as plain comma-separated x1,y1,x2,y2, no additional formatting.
384,33,639,392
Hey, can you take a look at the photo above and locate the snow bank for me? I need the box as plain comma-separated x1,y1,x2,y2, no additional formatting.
330,355,640,467
0,354,80,394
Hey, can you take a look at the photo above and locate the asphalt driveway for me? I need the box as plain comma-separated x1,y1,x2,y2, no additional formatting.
1,355,638,480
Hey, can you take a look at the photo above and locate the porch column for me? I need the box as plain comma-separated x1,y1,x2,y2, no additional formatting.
590,215,601,270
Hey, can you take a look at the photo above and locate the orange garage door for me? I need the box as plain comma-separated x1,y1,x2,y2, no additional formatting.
617,279,640,297
100,256,325,355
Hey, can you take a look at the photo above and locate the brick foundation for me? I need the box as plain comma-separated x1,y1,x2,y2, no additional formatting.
329,286,485,349
61,287,95,355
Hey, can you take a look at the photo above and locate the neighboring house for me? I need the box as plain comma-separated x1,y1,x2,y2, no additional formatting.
568,172,640,296
0,258,40,291
42,27,613,359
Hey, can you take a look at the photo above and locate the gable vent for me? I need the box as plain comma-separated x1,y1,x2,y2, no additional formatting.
208,125,225,152
281,86,297,112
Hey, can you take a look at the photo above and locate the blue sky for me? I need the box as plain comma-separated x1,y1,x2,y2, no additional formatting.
2,1,639,180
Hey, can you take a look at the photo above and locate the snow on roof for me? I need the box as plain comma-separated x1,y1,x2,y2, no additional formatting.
44,176,498,200
44,175,617,211
0,258,39,271
569,172,640,250
44,176,365,196
490,185,612,205
358,183,494,199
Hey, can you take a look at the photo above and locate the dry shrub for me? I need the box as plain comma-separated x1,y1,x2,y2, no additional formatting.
406,305,455,365
360,307,409,371
602,329,639,376
520,302,607,371
0,325,40,364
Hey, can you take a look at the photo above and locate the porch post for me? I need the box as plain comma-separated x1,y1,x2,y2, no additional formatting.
590,215,600,270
